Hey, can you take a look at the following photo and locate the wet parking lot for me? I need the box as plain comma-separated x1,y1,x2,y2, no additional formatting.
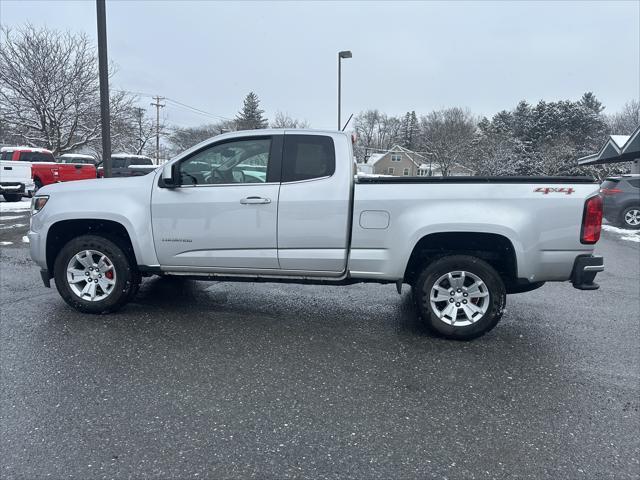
1,199,639,479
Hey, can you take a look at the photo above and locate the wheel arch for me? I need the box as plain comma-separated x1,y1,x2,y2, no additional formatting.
403,231,520,290
45,219,137,276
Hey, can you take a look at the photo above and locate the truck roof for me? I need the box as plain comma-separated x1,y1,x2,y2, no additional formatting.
1,146,53,153
59,153,96,159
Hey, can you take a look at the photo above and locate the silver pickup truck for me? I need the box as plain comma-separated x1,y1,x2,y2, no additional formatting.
28,129,604,339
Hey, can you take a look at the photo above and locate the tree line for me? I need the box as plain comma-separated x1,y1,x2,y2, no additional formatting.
353,95,638,179
1,24,637,178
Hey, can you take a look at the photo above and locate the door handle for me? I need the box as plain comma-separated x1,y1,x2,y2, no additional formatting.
240,196,271,205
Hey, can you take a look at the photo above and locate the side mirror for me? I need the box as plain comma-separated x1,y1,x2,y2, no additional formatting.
160,162,178,188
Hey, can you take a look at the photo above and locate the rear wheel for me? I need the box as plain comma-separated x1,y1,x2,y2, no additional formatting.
413,255,506,340
621,206,640,229
53,235,138,313
2,193,22,202
34,178,43,192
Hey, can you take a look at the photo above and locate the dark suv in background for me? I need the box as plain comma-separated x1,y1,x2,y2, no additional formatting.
600,175,640,229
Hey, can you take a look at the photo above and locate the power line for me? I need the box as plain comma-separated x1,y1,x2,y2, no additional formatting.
165,97,232,121
115,89,232,121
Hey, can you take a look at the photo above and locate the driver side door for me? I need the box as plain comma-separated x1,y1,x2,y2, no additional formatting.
151,135,282,270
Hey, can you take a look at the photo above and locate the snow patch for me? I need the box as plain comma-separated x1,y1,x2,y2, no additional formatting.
0,223,26,230
0,241,13,246
22,235,30,243
0,199,31,212
602,224,640,243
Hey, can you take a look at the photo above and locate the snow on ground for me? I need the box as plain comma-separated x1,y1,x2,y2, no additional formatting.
0,241,13,246
0,199,31,212
0,215,23,221
22,235,29,243
0,223,26,230
602,224,640,243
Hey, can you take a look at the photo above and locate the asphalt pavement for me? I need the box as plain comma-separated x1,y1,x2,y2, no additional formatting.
1,199,639,479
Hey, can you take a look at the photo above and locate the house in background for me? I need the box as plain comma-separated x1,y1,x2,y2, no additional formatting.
367,145,426,176
366,145,475,177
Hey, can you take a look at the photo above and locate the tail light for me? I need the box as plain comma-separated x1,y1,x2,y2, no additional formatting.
599,188,622,195
581,195,603,244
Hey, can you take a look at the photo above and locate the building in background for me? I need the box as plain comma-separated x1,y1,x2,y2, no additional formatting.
366,145,474,177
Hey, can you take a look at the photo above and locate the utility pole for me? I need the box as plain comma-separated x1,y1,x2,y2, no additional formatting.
150,95,165,164
96,0,112,177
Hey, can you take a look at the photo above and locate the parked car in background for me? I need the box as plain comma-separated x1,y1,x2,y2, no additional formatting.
0,159,34,201
97,153,156,178
0,146,97,192
58,153,98,166
600,174,640,229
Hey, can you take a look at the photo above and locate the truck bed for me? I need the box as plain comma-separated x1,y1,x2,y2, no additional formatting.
356,175,597,184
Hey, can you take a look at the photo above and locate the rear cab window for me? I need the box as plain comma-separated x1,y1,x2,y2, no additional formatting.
282,135,335,182
18,151,55,162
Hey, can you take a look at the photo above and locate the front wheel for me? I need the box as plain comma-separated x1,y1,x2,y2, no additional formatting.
413,255,506,340
53,235,138,313
621,206,640,229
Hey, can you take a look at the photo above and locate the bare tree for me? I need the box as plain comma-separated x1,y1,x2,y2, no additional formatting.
607,100,640,135
420,108,476,176
167,120,235,153
353,109,403,161
270,111,310,129
110,106,157,155
0,25,132,155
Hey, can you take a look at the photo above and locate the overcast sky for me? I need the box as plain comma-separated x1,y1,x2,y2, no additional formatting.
1,0,639,129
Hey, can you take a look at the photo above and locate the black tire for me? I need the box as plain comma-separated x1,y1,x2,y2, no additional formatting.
2,193,22,202
620,206,640,230
413,255,506,340
34,178,43,192
53,235,138,314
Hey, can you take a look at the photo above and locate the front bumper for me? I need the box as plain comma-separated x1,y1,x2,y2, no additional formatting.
571,254,604,290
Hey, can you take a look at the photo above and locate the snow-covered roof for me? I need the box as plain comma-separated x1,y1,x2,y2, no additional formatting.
611,135,630,149
0,146,52,153
367,153,385,165
578,125,640,165
366,145,428,167
111,153,153,159
59,153,96,159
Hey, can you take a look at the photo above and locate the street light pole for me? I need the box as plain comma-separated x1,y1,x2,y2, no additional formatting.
338,50,352,130
96,0,112,178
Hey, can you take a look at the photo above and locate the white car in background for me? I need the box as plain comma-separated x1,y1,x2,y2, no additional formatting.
0,159,34,201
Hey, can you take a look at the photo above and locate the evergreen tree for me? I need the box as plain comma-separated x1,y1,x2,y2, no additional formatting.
235,92,268,130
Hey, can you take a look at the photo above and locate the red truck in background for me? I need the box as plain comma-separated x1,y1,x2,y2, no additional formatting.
0,147,97,192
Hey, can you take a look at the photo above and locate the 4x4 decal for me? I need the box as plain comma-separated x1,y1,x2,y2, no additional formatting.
534,187,575,195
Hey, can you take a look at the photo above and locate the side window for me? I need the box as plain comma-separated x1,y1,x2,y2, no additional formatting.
112,158,126,169
627,179,640,189
178,138,271,186
282,135,335,182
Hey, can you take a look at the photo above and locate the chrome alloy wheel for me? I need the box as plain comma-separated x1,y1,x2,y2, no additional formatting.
429,270,490,326
66,249,117,302
624,208,640,227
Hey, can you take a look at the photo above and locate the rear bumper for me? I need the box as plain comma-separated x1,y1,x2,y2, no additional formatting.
571,254,604,290
0,182,25,194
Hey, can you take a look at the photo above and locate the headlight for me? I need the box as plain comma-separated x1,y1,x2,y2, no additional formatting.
31,195,49,215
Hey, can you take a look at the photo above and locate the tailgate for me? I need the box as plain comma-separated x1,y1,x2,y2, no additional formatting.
0,161,31,183
58,163,97,181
